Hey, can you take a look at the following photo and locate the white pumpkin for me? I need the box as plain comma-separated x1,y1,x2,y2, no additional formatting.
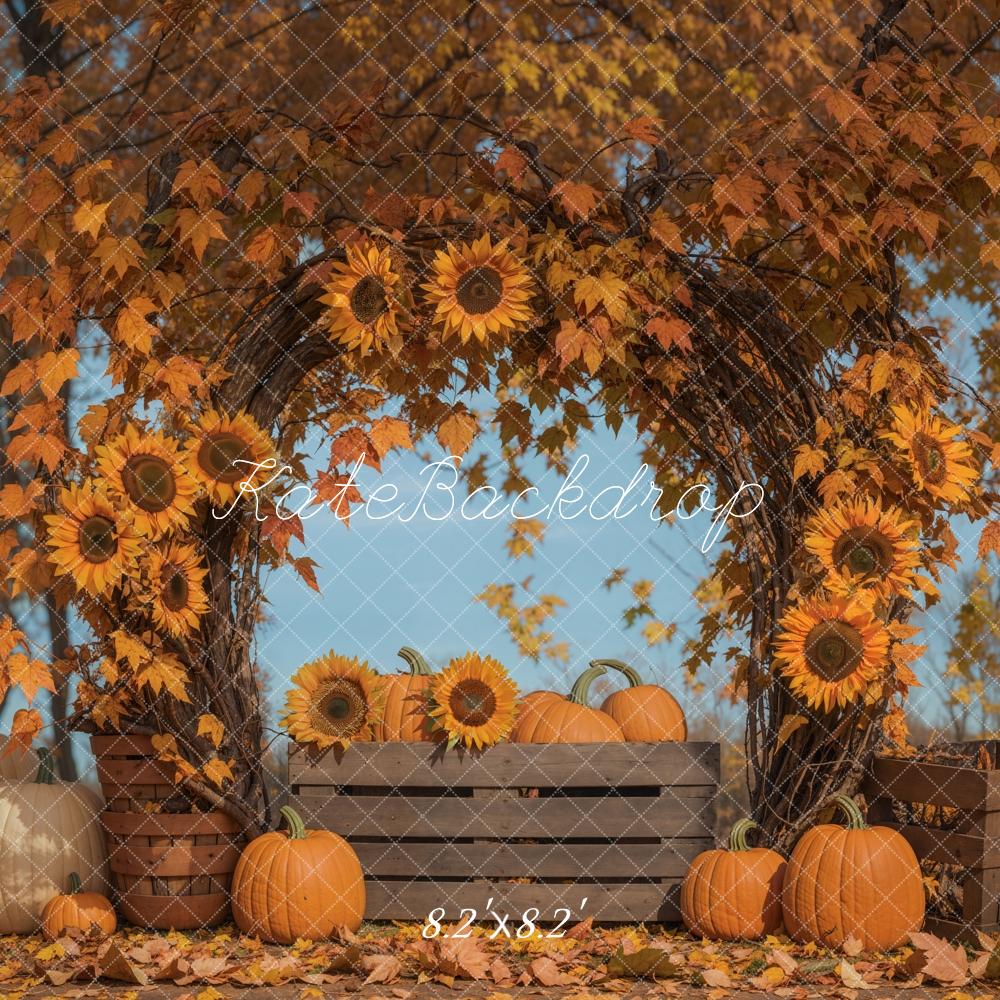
0,737,36,782
0,749,109,933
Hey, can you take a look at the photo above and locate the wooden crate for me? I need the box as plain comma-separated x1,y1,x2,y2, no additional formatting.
289,741,719,924
864,743,1000,942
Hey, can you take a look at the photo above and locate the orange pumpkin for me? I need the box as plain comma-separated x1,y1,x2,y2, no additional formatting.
232,806,365,944
782,795,924,950
41,872,117,940
511,667,624,742
375,646,434,741
680,820,785,940
591,658,687,741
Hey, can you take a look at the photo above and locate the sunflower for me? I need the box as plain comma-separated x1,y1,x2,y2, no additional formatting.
281,653,382,750
183,409,274,506
145,541,209,636
423,234,534,344
320,241,403,354
427,652,519,750
45,483,142,595
774,597,890,713
804,498,920,599
95,425,197,538
882,405,978,504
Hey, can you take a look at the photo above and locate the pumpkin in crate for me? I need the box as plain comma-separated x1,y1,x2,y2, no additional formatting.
681,819,786,940
782,795,924,950
590,658,687,741
0,736,36,781
41,873,117,940
232,806,365,944
375,646,434,741
511,666,624,742
0,749,108,934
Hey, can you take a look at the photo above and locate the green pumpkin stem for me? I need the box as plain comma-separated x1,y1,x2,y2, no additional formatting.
589,658,643,688
35,747,55,785
569,664,606,705
397,646,433,676
728,818,758,851
280,805,307,840
832,794,866,830
67,872,82,895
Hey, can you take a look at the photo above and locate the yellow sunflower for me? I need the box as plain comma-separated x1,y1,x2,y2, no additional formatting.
882,405,978,504
44,483,142,595
774,597,889,713
423,234,534,344
428,652,519,750
145,541,209,636
320,241,403,354
183,409,274,506
804,498,920,599
281,653,382,751
95,425,197,538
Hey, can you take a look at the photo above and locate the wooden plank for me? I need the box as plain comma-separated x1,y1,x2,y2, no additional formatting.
363,880,681,923
865,758,993,810
97,758,175,788
118,892,230,931
964,867,1000,926
881,824,994,868
293,792,714,839
290,742,720,789
923,915,1000,946
352,840,711,878
108,843,240,877
100,811,241,836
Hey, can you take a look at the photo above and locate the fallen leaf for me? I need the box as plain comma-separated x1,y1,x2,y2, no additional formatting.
908,931,969,985
701,967,732,988
97,941,150,985
528,957,570,987
838,960,877,990
841,935,864,957
360,954,401,985
603,948,680,981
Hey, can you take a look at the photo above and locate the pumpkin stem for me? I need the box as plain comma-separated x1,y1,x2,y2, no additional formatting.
832,794,866,830
67,872,82,895
279,805,308,840
728,818,758,851
397,646,432,676
570,664,606,705
35,746,55,785
589,658,643,688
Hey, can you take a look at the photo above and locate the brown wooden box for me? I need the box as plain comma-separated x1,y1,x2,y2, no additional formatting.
289,741,719,924
863,742,1000,942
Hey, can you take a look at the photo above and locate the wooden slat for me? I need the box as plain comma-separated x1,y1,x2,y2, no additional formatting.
290,742,720,789
91,734,155,756
97,758,175,787
864,758,997,810
118,892,230,930
294,792,714,839
100,811,241,836
352,840,710,878
108,843,240,877
363,880,681,923
883,824,994,868
923,915,1000,946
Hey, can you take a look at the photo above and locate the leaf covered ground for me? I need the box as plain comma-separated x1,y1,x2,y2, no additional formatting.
2,922,999,1000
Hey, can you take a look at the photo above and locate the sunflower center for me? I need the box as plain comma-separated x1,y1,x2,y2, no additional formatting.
79,516,117,564
912,432,947,485
832,528,891,580
198,432,251,484
456,265,503,315
122,454,177,513
311,678,368,737
349,275,388,325
450,679,496,727
804,621,865,682
162,565,190,612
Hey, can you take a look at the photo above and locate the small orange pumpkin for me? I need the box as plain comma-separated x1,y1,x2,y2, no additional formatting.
374,647,434,741
41,872,116,940
511,667,624,743
232,806,365,944
680,819,785,940
782,795,924,950
591,658,687,741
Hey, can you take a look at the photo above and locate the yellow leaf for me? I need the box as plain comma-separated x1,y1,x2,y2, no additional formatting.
973,159,1000,193
574,273,628,322
35,348,79,400
202,757,235,788
113,630,150,669
175,207,227,261
437,410,478,458
775,714,808,748
369,417,413,457
197,713,224,748
552,180,600,221
793,443,827,481
114,297,158,354
72,200,109,240
7,653,55,704
649,212,684,252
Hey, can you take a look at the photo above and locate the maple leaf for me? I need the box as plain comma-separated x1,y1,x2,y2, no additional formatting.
331,427,380,472
981,241,1000,269
552,180,600,221
574,273,628,322
973,159,1000,193
36,348,80,400
282,190,318,220
114,629,151,669
197,713,225,748
437,409,478,458
235,170,267,208
495,146,528,186
793,443,827,481
5,708,42,756
175,207,227,261
313,470,363,524
291,555,321,591
202,756,235,788
92,235,142,279
154,355,204,398
620,115,662,143
6,427,65,471
115,297,158,354
369,416,413,457
979,520,1000,559
712,172,766,214
72,200,108,240
261,511,304,554
649,212,684,252
907,932,969,985
172,159,225,207
647,315,692,352
0,481,42,518
137,654,190,702
7,653,55,703
359,954,401,984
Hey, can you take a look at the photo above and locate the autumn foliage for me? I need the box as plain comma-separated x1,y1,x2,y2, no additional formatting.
0,1,999,842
